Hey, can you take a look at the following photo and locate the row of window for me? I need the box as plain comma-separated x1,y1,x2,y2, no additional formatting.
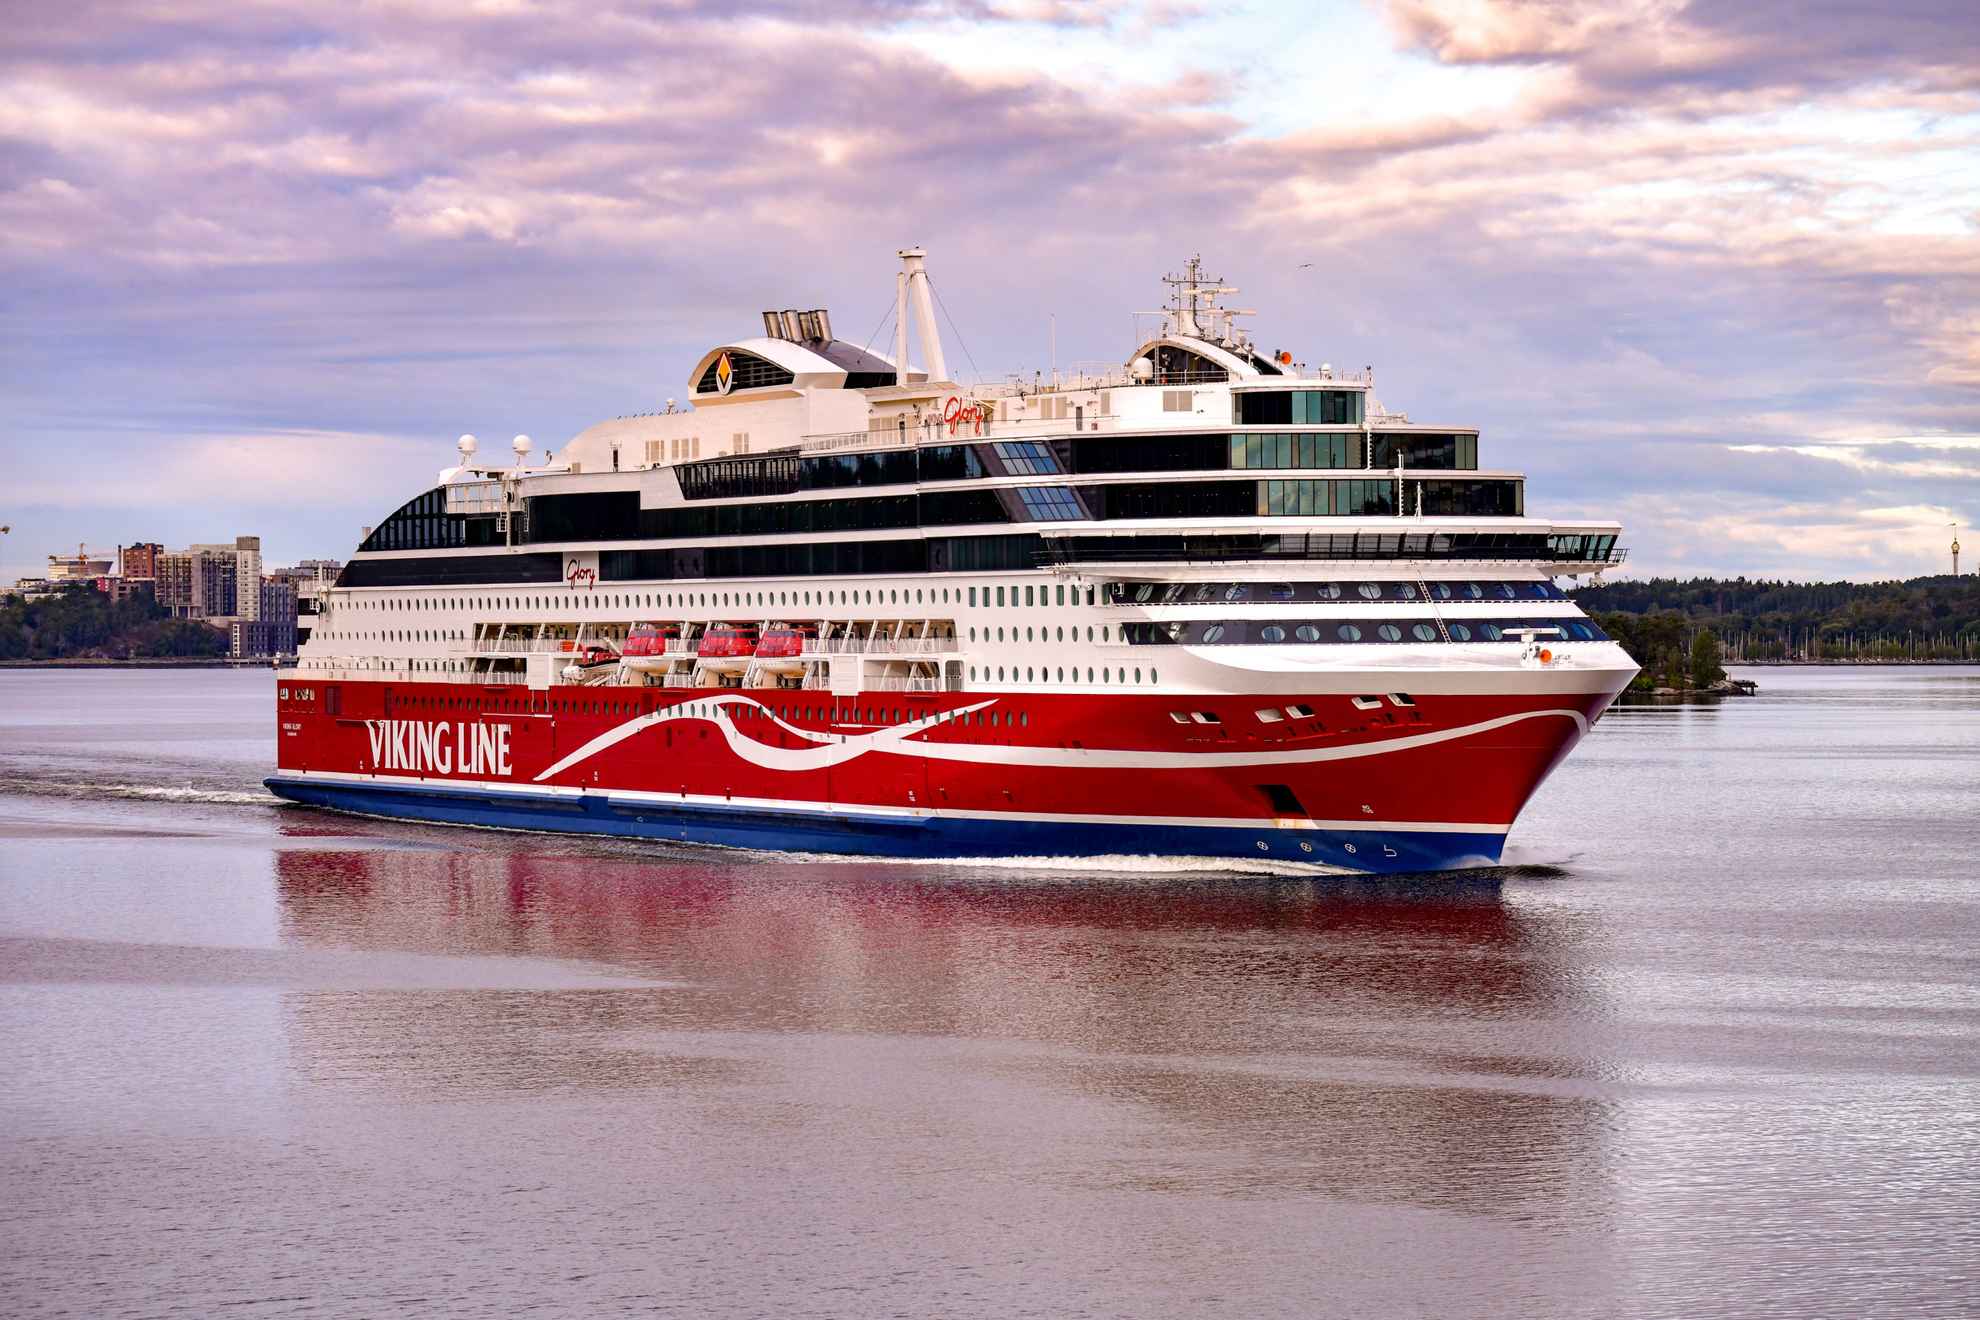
1261,479,1401,517
1042,532,1621,565
1231,432,1363,470
1106,579,1567,605
968,664,1156,685
1120,617,1610,645
519,478,1526,546
323,572,1572,625
339,533,1622,595
1234,389,1366,426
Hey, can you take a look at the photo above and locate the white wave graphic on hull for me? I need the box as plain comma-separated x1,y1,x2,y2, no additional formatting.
534,693,1591,782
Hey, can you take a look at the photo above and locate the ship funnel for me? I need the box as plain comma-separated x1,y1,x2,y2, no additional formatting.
763,308,835,344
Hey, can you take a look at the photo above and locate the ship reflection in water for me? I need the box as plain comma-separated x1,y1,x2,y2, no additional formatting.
270,836,1620,1239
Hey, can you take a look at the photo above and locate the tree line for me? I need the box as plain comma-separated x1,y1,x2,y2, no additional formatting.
1573,574,1980,668
0,586,228,660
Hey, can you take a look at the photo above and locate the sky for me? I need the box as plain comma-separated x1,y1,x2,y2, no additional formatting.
3,0,1977,584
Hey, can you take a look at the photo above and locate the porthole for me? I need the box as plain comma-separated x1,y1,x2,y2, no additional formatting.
1356,583,1381,600
1260,625,1285,643
1202,624,1226,643
1480,624,1503,641
1411,623,1438,642
1449,623,1473,641
1395,583,1418,599
1295,624,1321,643
1337,623,1363,642
1378,624,1403,642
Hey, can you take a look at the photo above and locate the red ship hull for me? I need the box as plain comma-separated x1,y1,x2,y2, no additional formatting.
267,677,1621,872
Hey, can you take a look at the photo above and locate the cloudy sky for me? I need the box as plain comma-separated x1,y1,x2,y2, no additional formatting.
4,0,1977,583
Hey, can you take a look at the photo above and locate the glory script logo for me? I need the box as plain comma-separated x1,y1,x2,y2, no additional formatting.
943,396,985,436
565,560,598,589
366,720,512,777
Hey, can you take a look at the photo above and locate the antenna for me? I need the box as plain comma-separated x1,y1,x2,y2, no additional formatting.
1158,255,1250,346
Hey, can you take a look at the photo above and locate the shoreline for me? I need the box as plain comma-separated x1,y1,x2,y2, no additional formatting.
1727,658,1976,667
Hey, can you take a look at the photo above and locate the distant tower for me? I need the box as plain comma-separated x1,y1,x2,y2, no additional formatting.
1954,524,1961,577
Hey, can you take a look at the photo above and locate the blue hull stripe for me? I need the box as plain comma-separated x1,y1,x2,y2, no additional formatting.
263,776,1506,874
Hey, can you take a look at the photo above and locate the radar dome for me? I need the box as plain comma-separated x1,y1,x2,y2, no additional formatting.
511,434,531,462
1129,356,1154,382
457,433,478,457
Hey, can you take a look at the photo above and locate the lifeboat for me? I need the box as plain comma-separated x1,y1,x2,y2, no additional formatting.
621,622,684,672
697,624,759,659
755,624,816,659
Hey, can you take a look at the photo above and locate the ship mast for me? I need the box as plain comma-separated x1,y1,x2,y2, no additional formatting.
1161,255,1254,350
893,247,949,386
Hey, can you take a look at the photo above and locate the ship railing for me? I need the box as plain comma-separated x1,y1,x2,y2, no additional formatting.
871,676,939,692
452,638,585,655
661,674,699,687
798,412,1127,452
290,665,532,685
811,637,867,654
808,636,955,655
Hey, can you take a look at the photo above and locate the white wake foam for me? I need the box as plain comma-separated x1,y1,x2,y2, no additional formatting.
0,776,276,807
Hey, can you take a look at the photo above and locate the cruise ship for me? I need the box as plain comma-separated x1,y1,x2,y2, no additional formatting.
267,250,1637,872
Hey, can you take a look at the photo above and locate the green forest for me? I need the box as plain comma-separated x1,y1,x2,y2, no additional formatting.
1574,575,1980,671
0,586,228,660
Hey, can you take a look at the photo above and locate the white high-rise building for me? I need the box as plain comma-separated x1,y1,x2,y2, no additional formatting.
234,536,262,622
